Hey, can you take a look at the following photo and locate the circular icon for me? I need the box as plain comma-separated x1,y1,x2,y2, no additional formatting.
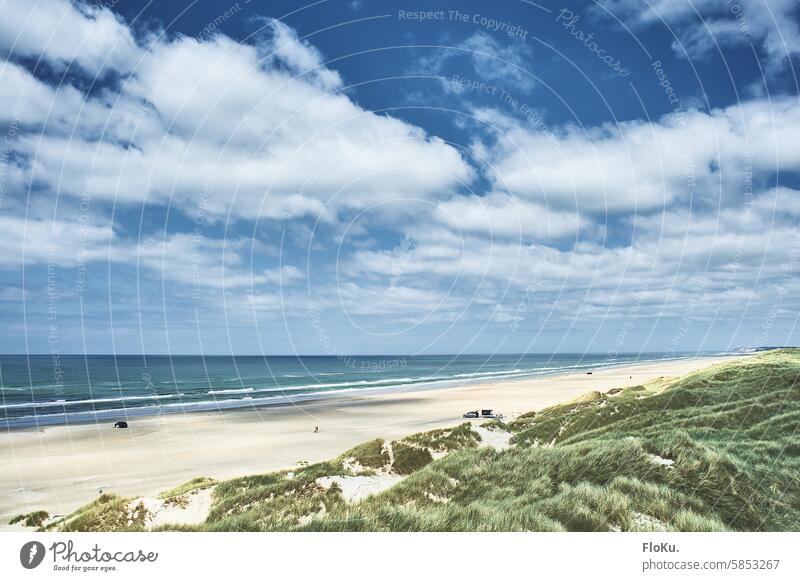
19,541,46,569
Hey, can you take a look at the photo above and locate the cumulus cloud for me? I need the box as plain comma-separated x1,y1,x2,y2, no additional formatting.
335,282,457,316
2,0,798,348
334,185,800,333
0,0,140,76
0,213,302,296
0,214,114,267
257,18,343,91
1,9,473,224
434,192,584,241
476,97,800,213
126,234,302,290
0,62,84,125
343,227,536,288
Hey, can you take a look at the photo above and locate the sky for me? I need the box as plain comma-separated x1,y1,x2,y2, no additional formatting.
0,0,798,355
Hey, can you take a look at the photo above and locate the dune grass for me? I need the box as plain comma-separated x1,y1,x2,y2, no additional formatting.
401,423,481,454
45,493,148,532
389,442,434,475
336,438,390,471
158,477,216,499
47,349,800,532
8,510,49,527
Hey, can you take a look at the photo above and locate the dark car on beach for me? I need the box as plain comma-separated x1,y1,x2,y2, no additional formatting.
463,409,504,419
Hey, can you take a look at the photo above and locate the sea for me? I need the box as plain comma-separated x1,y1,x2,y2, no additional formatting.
0,352,730,429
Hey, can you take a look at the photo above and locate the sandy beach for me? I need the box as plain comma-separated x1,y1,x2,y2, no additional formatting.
0,355,741,526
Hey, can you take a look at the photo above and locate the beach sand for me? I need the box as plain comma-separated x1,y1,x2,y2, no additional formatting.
0,355,740,526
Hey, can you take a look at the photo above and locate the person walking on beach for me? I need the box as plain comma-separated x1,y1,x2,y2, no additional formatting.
314,425,319,434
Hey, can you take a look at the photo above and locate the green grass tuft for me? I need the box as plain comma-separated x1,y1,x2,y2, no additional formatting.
391,442,434,475
402,423,481,453
9,510,49,527
158,477,216,499
337,438,390,470
56,494,148,532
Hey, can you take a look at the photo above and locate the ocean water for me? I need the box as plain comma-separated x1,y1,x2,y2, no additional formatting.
0,352,724,428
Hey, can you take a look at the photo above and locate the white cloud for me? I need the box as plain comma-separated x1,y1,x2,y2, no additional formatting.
0,214,302,294
335,282,457,316
755,186,800,217
476,97,800,213
598,0,800,66
0,62,81,125
258,18,343,91
343,227,538,288
1,15,473,224
458,33,535,91
415,32,536,93
126,234,290,290
2,0,798,344
335,187,800,328
434,192,584,241
262,264,304,285
0,0,140,76
0,214,114,267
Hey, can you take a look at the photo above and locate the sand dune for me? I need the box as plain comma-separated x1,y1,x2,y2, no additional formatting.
0,355,740,526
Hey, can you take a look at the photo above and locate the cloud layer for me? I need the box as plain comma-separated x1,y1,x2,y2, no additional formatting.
1,0,798,353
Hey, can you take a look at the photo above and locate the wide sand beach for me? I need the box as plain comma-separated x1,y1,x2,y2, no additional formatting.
0,354,742,526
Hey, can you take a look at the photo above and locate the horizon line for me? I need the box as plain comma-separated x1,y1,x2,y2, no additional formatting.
0,349,768,358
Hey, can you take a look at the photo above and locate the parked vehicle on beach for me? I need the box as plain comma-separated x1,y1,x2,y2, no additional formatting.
463,409,504,419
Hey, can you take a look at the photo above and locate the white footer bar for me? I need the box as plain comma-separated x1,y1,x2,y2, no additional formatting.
2,532,798,580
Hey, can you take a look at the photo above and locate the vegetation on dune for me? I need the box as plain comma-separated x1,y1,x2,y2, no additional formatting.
480,419,509,430
384,423,480,475
203,469,345,532
402,423,481,454
158,476,216,499
336,438,390,471
44,349,800,532
45,494,149,532
8,510,49,527
390,442,434,475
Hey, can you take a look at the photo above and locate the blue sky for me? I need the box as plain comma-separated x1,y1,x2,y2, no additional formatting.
0,0,799,355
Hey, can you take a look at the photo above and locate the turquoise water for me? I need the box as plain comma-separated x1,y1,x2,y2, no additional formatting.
0,352,725,428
